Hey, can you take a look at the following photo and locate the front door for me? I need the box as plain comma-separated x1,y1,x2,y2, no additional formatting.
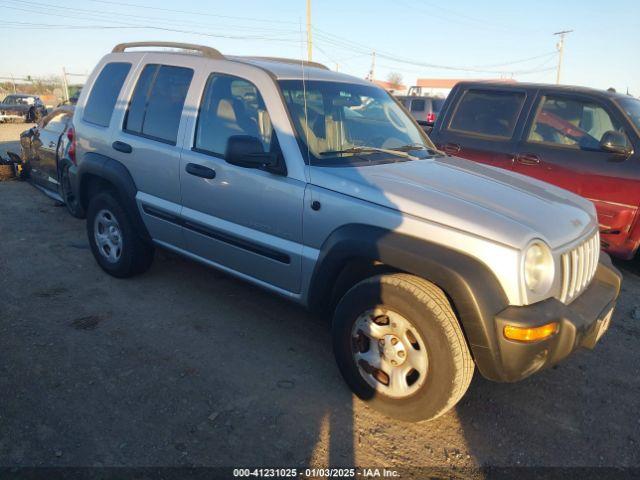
515,92,640,251
180,73,305,293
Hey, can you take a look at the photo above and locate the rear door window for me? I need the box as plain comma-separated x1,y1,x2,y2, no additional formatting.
83,62,131,127
124,64,194,145
448,89,525,138
410,99,426,112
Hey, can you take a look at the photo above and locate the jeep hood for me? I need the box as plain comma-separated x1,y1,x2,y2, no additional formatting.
309,155,597,250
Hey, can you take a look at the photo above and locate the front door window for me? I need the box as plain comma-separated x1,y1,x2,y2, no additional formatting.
527,96,627,151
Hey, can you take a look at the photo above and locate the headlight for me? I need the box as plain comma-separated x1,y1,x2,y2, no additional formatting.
523,241,554,295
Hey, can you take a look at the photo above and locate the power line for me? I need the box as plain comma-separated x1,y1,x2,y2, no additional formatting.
396,0,545,35
1,0,566,80
1,0,300,36
84,0,299,24
0,4,301,42
313,30,558,74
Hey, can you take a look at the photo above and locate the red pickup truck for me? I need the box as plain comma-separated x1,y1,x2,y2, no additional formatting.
430,82,640,259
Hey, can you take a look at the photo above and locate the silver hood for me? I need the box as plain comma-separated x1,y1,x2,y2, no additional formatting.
309,155,597,250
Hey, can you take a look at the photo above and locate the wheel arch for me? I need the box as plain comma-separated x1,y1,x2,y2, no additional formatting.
307,224,510,381
77,153,150,241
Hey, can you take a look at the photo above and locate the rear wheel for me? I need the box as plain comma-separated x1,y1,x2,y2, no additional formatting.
59,164,85,218
332,273,474,422
86,191,154,278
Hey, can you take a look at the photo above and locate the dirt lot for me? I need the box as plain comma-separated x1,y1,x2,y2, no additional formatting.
1,123,639,475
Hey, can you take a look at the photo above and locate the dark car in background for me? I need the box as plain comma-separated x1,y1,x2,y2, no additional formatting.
19,105,84,218
430,81,640,259
1,94,48,123
397,95,445,126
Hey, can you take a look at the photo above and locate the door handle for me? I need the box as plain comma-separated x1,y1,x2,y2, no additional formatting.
444,143,461,155
516,153,541,165
185,163,216,179
112,141,133,153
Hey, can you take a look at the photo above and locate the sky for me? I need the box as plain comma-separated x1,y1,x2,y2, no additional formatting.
0,0,638,95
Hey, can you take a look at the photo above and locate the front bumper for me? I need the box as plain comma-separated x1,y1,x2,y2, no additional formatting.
479,254,621,382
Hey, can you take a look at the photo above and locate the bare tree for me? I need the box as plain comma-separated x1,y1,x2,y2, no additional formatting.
387,72,403,89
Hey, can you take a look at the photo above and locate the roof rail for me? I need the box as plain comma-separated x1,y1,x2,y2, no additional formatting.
239,56,330,70
112,41,224,60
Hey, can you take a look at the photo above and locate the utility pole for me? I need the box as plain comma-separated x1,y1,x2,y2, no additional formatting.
306,0,312,62
61,67,70,102
367,51,376,81
553,30,573,85
9,73,16,93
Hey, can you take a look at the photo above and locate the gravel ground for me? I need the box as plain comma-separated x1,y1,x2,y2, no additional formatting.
1,124,639,475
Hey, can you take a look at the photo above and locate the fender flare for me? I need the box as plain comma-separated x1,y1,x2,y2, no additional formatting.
307,224,510,381
76,152,150,240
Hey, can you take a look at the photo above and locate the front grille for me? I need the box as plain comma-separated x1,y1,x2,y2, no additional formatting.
559,230,600,304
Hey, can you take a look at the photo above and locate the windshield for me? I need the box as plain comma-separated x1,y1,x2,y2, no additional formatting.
279,80,436,166
617,97,640,133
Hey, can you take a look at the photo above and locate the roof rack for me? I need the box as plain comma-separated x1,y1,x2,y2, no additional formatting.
240,56,329,70
111,43,330,71
112,41,224,60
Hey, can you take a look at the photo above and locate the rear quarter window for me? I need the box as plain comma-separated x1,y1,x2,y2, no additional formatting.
448,89,525,138
83,62,131,127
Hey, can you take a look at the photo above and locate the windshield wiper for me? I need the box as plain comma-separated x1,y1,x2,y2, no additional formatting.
393,143,445,156
319,146,420,161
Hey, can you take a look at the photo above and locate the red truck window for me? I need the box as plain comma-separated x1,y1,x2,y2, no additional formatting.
528,96,625,151
448,89,524,139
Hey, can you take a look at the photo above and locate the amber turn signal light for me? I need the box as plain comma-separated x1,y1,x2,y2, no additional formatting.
503,322,559,342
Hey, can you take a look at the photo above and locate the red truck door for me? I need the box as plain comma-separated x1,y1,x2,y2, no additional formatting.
515,92,640,258
432,87,528,170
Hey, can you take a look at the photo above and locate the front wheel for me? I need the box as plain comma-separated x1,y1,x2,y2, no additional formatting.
332,273,474,422
86,191,154,278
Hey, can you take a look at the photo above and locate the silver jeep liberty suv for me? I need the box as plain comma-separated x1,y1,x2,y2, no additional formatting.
70,42,621,422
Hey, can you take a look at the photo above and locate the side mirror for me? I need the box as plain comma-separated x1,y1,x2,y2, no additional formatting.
225,135,280,173
600,131,632,156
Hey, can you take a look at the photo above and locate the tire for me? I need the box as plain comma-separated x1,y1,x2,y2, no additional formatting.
332,273,474,422
59,164,85,219
86,190,154,278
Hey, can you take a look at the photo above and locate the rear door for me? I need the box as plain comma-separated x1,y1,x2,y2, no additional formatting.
515,92,639,249
432,86,529,170
30,111,70,189
109,59,194,249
